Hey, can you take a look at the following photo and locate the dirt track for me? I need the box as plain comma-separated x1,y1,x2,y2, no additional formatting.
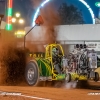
0,68,100,100
0,67,100,100
0,86,100,100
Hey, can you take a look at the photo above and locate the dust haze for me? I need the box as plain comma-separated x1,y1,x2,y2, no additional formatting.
0,33,26,85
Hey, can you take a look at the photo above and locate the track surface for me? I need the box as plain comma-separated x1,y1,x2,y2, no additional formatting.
0,85,100,100
0,67,100,100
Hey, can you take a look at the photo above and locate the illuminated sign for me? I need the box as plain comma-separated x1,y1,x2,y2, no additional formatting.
95,2,100,7
15,30,25,38
6,0,13,31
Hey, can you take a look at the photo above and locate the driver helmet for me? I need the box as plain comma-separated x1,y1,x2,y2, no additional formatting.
52,47,59,56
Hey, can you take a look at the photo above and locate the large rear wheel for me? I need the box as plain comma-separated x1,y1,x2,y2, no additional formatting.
94,72,99,82
25,61,39,86
89,71,99,82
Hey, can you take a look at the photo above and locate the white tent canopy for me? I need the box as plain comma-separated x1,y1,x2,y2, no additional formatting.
25,24,100,41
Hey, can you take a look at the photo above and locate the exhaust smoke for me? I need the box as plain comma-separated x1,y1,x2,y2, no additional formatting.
26,1,61,52
40,2,61,43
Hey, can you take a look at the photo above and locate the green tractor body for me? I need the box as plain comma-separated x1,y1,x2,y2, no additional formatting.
25,44,70,86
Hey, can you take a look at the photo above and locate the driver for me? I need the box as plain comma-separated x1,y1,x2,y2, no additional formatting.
52,47,61,74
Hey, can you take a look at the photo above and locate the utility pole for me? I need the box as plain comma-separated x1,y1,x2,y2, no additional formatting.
0,14,4,36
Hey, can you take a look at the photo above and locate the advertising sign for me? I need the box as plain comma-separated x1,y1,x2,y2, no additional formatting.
85,42,100,51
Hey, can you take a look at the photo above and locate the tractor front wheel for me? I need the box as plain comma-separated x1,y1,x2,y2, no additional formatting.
25,61,39,86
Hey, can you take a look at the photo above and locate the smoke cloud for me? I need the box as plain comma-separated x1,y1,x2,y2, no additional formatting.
26,1,61,52
40,3,61,43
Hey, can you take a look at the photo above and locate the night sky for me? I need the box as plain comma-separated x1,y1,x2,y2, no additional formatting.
0,0,100,25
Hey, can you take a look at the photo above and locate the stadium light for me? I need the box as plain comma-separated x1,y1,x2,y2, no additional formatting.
15,13,21,18
19,19,24,24
12,18,16,23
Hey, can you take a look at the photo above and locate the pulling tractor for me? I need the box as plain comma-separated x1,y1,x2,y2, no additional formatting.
25,43,71,86
25,43,99,86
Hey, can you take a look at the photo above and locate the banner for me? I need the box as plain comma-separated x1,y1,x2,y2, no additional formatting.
85,42,100,51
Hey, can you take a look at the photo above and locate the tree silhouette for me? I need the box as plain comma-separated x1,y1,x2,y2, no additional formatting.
58,3,84,25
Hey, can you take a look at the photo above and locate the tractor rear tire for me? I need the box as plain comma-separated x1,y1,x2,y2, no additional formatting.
94,72,99,82
25,61,39,86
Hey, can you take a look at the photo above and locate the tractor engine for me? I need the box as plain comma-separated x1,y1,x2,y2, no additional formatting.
87,50,98,79
88,50,97,69
78,52,89,75
69,44,99,80
61,56,69,72
73,44,98,75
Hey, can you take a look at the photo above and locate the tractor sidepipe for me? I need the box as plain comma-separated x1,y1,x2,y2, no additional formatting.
24,25,36,49
24,15,44,49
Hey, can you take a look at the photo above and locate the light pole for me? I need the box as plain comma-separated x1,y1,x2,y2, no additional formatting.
0,14,4,36
15,13,20,18
0,14,4,26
